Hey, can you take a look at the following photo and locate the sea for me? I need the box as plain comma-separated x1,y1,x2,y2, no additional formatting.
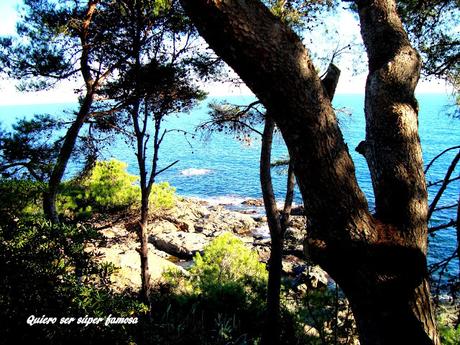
0,93,459,284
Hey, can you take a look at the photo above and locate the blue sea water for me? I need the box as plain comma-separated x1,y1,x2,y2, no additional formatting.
0,94,459,279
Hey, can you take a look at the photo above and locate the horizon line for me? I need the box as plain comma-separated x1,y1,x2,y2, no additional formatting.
0,91,454,107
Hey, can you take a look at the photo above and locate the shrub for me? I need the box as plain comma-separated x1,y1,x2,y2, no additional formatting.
149,181,176,211
189,232,267,295
157,233,268,344
57,159,140,217
438,310,460,345
0,218,146,344
81,159,140,211
440,324,460,345
57,160,176,218
0,179,46,221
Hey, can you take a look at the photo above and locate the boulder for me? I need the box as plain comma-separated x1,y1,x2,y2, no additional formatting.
254,246,271,263
281,258,328,288
303,265,329,288
284,225,306,257
253,215,267,223
241,198,264,207
148,220,178,234
288,216,306,230
304,324,320,338
195,205,257,236
96,244,184,292
166,198,210,222
150,232,208,259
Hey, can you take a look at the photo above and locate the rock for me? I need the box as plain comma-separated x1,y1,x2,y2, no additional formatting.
195,205,257,235
288,216,306,230
179,220,195,232
255,246,271,263
148,220,178,234
195,223,216,236
166,198,210,222
304,324,320,338
241,198,264,207
98,223,131,239
284,225,306,257
282,255,304,275
285,227,305,242
303,265,328,288
239,235,255,245
252,225,270,239
239,209,257,215
253,215,267,223
281,259,328,289
95,244,184,292
92,196,318,291
150,232,208,259
254,237,271,246
154,217,196,233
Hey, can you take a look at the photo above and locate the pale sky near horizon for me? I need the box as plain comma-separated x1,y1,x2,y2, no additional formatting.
0,0,453,106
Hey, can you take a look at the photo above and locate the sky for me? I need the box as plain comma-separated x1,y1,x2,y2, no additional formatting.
0,0,453,105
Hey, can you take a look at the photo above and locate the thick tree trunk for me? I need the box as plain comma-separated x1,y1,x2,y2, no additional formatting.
355,1,438,343
179,0,439,343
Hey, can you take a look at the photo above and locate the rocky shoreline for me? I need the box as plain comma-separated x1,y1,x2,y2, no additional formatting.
89,197,328,292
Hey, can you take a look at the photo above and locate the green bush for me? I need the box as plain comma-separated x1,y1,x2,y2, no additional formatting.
149,181,176,211
57,159,140,217
57,160,141,218
0,218,146,344
57,160,176,218
440,324,460,345
157,233,268,344
189,232,267,295
83,160,140,210
438,313,460,345
0,179,46,220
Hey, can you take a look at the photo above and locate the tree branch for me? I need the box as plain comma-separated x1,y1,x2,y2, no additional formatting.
428,151,460,221
429,220,456,233
427,176,460,188
425,145,460,174
154,160,179,178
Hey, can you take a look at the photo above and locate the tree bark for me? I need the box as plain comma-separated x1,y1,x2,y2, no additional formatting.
266,63,338,345
139,192,151,307
43,0,99,223
131,96,152,306
179,0,439,343
457,194,460,326
355,1,438,343
43,92,94,222
260,116,283,345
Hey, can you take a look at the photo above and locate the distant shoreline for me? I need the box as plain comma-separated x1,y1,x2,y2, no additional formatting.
0,91,454,107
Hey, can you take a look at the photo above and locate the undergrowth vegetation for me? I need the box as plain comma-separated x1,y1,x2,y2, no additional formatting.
0,159,176,221
58,159,141,217
0,218,146,344
0,162,458,344
0,216,458,344
58,159,176,218
0,178,46,219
